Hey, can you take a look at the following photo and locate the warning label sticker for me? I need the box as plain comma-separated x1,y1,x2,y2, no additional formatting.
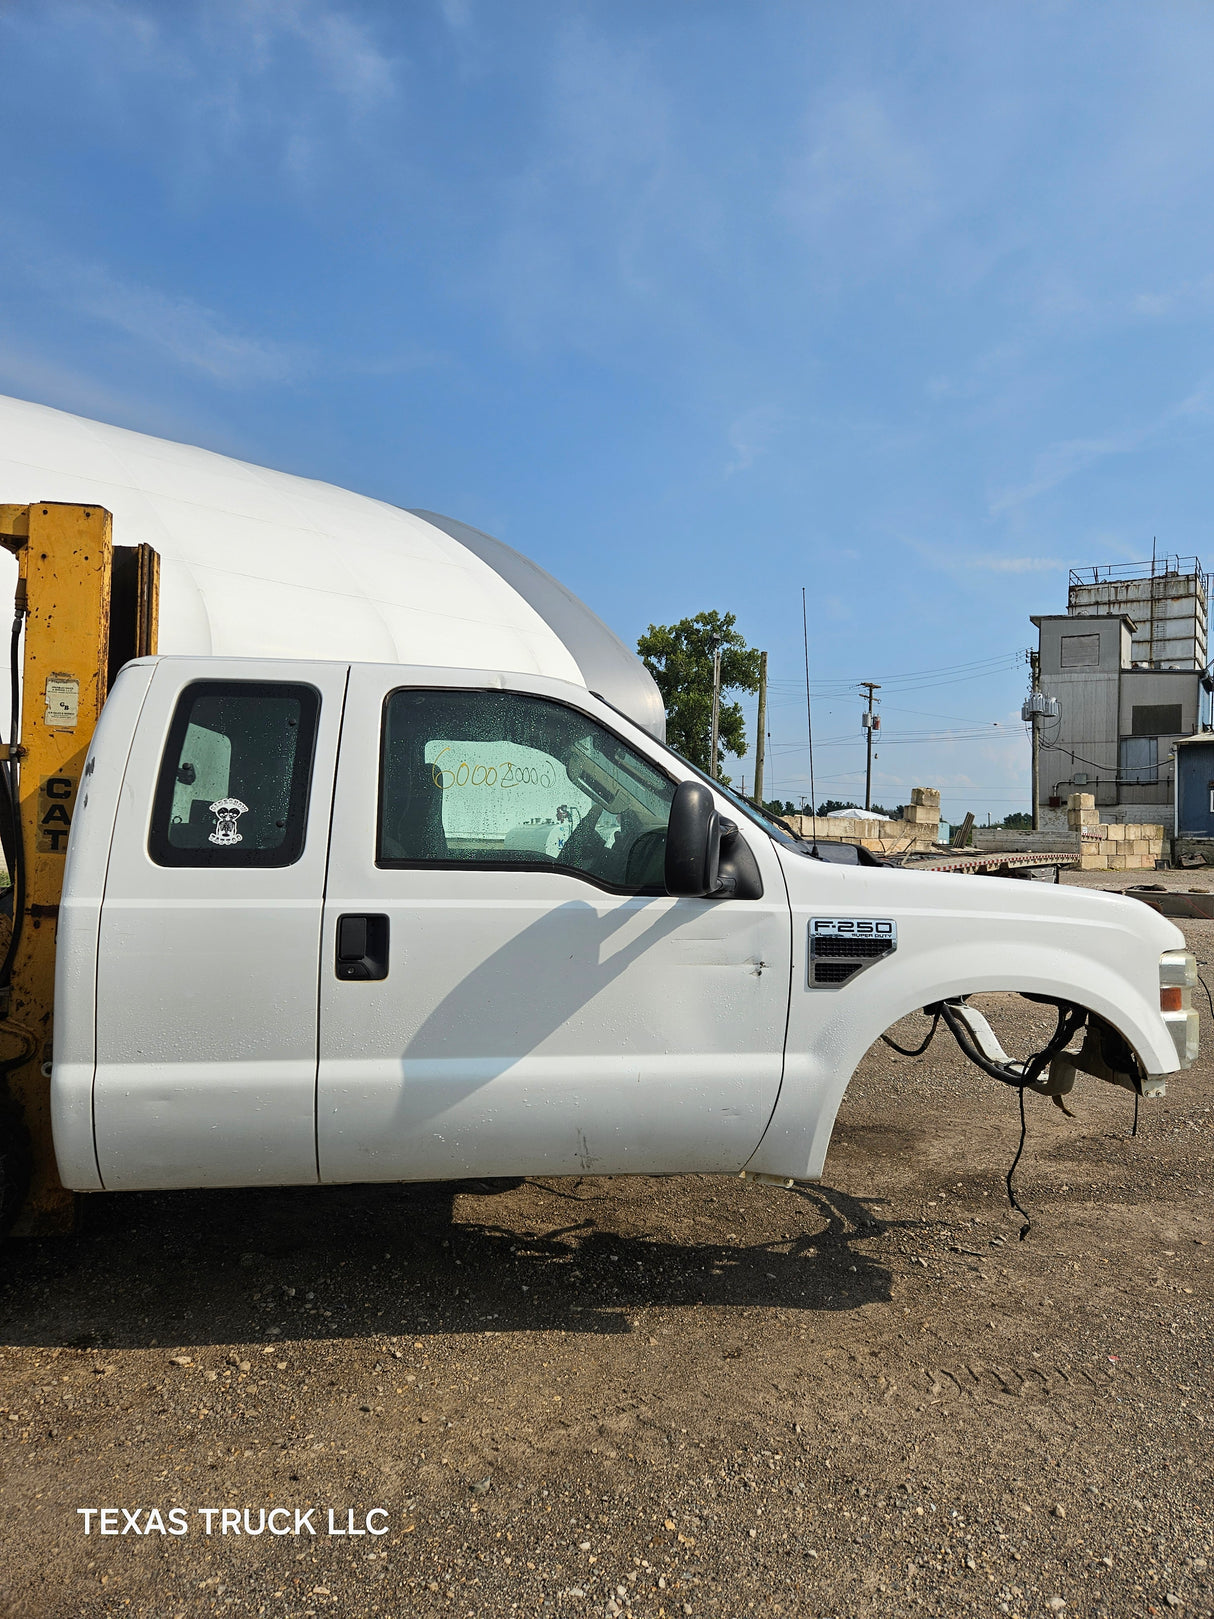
44,675,79,729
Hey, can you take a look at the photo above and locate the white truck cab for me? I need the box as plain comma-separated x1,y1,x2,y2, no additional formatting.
50,655,1197,1196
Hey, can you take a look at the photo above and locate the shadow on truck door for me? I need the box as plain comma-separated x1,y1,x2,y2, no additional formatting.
0,1178,894,1351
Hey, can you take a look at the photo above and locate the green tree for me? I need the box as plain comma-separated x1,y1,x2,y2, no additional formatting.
1002,811,1032,830
637,611,761,778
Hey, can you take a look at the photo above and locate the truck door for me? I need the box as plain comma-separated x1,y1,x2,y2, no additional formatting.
316,670,791,1183
92,659,348,1189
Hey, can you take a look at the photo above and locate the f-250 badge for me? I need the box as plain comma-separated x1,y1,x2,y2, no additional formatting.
810,919,897,940
209,798,249,846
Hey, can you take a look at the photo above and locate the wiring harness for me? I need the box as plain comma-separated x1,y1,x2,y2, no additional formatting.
882,997,1089,1238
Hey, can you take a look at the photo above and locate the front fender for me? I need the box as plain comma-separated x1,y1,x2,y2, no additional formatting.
745,856,1183,1182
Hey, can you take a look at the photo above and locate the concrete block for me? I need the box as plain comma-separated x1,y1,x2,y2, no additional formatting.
1104,823,1125,843
1068,809,1101,827
1078,852,1109,870
1068,793,1096,810
902,803,940,825
910,786,941,807
1107,853,1127,869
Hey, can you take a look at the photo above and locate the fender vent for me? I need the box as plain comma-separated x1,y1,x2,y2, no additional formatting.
814,960,865,984
813,938,893,959
809,919,897,988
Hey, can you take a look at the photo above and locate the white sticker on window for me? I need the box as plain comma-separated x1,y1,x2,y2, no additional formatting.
209,797,249,845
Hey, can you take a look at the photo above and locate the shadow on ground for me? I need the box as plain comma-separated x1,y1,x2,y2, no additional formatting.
0,1179,896,1350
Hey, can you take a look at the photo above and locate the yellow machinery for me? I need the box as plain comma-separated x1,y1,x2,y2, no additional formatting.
0,503,158,1229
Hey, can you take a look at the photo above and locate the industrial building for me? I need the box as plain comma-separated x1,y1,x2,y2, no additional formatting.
1031,556,1212,829
1174,733,1214,850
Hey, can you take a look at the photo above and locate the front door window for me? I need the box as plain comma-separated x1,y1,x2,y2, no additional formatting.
377,688,674,892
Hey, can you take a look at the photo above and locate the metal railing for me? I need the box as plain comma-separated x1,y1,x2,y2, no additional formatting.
1069,557,1207,591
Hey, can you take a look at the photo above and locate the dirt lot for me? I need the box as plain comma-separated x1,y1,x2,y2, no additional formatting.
0,870,1212,1619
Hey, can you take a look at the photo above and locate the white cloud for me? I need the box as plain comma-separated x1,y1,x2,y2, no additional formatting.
1130,274,1214,320
964,555,1067,574
4,1,399,191
39,256,304,386
989,378,1214,515
0,337,247,452
475,18,727,356
724,406,782,476
780,90,939,269
438,0,475,36
904,537,1067,579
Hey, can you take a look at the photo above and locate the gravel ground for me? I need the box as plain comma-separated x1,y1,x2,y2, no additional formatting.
1,869,1212,1619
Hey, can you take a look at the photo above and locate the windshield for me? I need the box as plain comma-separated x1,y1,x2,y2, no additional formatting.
584,691,814,855
666,748,807,852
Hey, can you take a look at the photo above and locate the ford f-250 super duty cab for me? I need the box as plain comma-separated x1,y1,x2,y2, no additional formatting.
49,654,1198,1196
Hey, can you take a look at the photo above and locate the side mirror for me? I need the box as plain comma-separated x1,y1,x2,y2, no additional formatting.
665,780,766,901
665,781,721,897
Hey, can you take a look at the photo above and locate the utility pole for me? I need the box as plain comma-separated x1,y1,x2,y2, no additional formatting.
860,680,881,811
709,646,722,779
1029,649,1041,831
753,650,768,803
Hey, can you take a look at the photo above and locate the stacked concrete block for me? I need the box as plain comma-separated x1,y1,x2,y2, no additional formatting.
1066,794,1166,870
782,814,906,853
1067,792,1101,830
891,787,942,842
780,786,945,854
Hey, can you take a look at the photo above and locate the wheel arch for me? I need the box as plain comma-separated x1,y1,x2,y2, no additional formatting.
744,937,1175,1183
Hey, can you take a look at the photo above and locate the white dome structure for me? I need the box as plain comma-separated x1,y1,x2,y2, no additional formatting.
0,394,664,738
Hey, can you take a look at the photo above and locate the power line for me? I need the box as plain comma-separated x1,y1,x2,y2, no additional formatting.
767,649,1022,693
770,723,1014,751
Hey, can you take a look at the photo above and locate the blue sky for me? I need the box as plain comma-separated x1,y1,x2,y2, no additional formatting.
3,2,1214,820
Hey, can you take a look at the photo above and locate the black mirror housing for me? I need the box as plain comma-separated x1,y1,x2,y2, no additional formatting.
665,781,721,897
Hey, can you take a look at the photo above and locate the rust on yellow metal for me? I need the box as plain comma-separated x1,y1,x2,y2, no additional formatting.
3,503,116,1229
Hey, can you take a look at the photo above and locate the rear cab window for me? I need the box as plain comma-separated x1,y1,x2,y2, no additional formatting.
148,681,320,867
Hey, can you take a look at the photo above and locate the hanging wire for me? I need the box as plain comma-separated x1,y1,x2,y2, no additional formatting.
1197,968,1214,1025
881,1010,942,1057
1006,1086,1032,1240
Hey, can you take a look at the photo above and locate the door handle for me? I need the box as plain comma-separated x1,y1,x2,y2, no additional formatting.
335,914,389,981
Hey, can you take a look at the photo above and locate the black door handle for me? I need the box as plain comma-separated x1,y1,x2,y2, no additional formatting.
335,914,389,981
